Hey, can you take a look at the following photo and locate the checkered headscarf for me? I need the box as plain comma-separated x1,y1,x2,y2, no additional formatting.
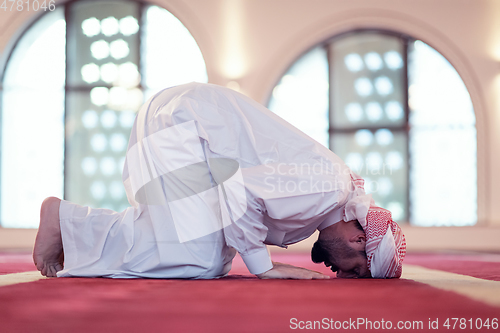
343,175,406,278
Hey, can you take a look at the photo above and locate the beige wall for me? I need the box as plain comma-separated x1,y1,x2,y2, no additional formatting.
1,0,499,250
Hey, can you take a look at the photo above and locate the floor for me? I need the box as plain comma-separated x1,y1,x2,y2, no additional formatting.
0,251,499,332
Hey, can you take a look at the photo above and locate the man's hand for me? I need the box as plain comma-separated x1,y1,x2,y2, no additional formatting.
256,262,330,279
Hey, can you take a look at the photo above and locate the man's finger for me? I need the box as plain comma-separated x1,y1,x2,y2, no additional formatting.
300,268,331,279
311,272,330,279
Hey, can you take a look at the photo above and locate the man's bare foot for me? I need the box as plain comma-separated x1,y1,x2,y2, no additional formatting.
33,197,64,277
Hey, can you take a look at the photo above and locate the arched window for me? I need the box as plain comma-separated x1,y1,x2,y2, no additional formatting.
268,31,476,226
1,1,208,228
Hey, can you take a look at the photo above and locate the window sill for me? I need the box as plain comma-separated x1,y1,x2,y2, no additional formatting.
2,225,500,253
0,227,37,251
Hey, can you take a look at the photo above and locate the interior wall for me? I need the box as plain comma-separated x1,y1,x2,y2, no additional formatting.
0,0,499,250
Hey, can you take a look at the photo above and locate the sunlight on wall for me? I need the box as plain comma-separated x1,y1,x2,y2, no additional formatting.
220,0,248,79
488,0,500,61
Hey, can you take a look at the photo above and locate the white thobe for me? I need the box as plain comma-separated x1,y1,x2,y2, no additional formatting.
57,82,360,279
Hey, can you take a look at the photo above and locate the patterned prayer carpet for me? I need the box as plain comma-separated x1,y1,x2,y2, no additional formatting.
0,252,499,332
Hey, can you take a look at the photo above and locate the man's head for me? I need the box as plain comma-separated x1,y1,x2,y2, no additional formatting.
311,220,371,278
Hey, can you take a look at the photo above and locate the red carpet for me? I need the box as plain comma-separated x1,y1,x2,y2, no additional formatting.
404,253,500,281
0,252,499,332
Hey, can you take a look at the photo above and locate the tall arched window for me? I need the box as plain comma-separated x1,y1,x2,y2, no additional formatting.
1,1,208,228
268,31,476,226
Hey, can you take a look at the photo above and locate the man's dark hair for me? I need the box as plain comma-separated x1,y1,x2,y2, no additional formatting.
311,221,366,272
353,220,364,232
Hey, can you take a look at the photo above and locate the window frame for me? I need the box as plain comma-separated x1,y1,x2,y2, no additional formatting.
0,0,209,227
62,0,145,202
327,29,412,222
266,28,477,224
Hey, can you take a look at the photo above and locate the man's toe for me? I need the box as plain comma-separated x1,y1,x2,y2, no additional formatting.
35,259,43,271
47,266,56,277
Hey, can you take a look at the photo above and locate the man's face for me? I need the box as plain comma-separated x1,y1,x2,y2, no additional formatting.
313,220,370,278
333,255,371,278
320,241,371,278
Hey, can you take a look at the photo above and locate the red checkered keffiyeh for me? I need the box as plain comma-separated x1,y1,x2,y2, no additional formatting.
343,174,407,278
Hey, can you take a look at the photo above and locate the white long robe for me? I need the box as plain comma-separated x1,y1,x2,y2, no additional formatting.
57,82,360,279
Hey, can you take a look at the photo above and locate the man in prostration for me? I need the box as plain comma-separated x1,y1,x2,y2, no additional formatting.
33,82,406,280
